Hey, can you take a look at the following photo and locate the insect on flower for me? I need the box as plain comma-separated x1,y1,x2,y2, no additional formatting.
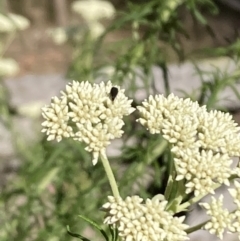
110,87,118,101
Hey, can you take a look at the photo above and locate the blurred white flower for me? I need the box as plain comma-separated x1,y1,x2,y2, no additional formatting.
0,14,13,32
0,58,19,77
0,13,30,32
161,0,183,22
88,22,105,38
71,0,115,22
97,65,115,77
18,101,45,119
47,27,68,45
8,13,30,31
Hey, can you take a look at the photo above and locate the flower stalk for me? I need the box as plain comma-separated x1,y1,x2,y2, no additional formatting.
100,152,120,198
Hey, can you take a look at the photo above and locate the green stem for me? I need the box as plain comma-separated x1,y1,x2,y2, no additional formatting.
206,87,219,109
148,138,168,165
159,61,170,96
185,220,208,234
100,153,120,198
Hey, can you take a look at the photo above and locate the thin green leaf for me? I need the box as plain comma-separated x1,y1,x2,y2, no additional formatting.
79,215,109,241
193,10,207,25
66,226,91,241
164,175,173,201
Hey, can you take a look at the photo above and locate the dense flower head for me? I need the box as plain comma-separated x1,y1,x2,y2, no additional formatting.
102,195,189,241
200,195,235,239
137,94,204,135
197,110,240,156
41,81,135,165
71,0,115,22
174,149,232,196
137,93,240,196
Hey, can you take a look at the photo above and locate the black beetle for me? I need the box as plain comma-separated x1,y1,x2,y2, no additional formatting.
110,87,118,101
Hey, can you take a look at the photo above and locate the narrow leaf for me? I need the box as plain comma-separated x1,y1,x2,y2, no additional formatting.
67,225,91,241
79,215,109,241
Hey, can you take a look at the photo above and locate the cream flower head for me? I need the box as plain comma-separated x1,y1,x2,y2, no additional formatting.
47,27,68,45
200,195,235,239
41,81,135,165
88,22,105,39
137,93,240,196
0,58,19,77
102,194,189,241
71,0,115,23
0,13,30,32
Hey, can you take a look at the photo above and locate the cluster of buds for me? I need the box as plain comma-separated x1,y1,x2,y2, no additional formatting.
137,93,240,239
41,81,134,165
42,83,240,240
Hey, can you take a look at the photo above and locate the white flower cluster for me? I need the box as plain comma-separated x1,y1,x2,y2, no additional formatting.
42,81,135,165
71,0,115,22
200,195,235,239
102,195,189,241
47,27,68,45
0,58,19,77
137,94,240,196
0,13,30,32
71,0,115,39
0,13,29,77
